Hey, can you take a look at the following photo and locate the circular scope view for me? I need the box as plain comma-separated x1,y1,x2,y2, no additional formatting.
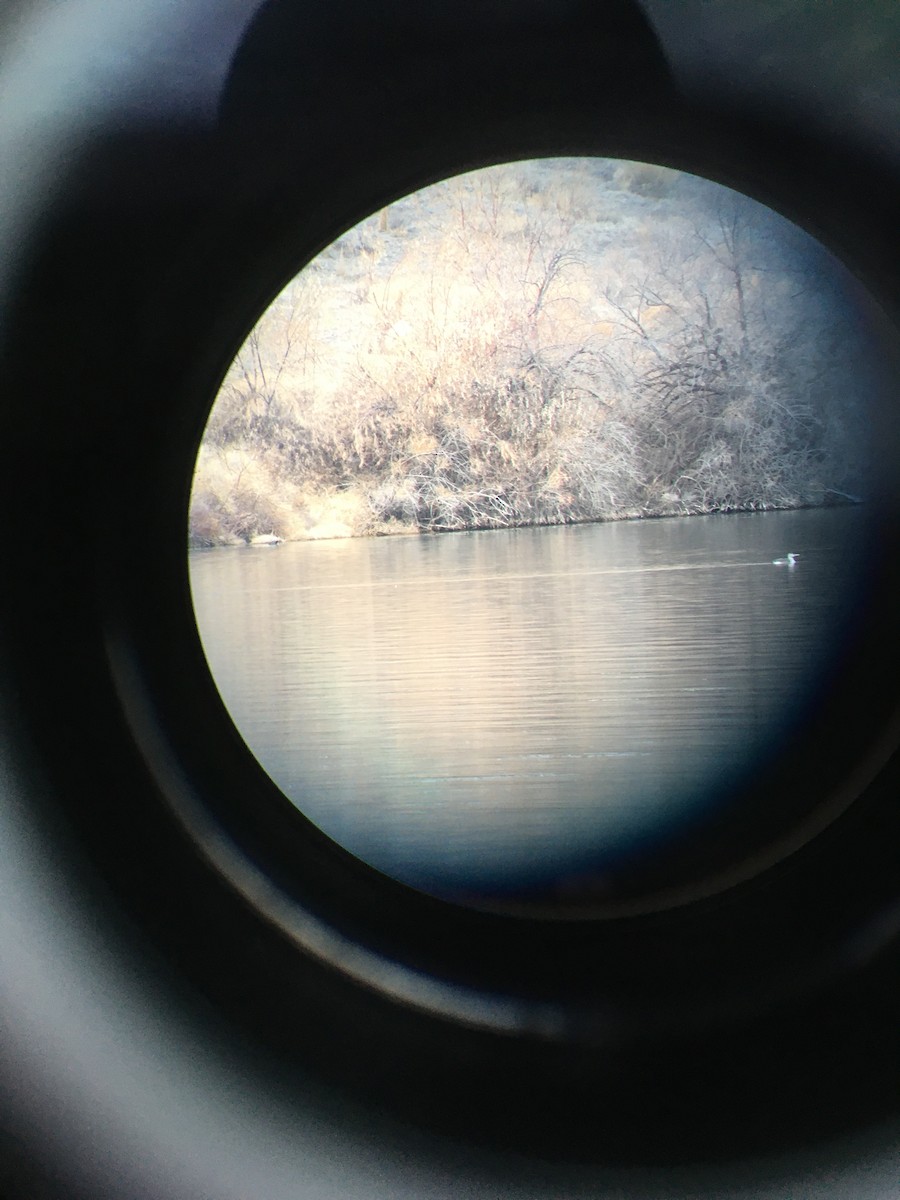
189,158,882,908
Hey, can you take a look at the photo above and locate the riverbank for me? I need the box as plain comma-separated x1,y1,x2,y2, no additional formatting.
189,160,870,551
188,472,857,548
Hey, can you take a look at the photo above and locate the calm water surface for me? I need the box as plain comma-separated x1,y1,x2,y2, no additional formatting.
189,507,867,898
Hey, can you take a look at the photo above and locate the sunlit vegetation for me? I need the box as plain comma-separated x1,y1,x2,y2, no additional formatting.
190,159,870,546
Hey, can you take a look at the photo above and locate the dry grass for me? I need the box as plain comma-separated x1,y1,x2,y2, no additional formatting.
190,159,871,545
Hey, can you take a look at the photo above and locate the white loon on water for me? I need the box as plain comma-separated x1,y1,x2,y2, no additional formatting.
772,552,799,566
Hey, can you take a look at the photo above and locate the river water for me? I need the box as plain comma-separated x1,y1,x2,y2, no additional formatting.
189,507,867,900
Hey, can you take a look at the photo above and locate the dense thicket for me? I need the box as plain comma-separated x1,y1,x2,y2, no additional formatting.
190,160,871,545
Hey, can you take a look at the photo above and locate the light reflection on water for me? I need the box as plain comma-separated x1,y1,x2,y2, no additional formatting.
190,507,865,898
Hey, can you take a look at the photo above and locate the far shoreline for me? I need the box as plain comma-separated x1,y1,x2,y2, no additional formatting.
188,493,863,550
